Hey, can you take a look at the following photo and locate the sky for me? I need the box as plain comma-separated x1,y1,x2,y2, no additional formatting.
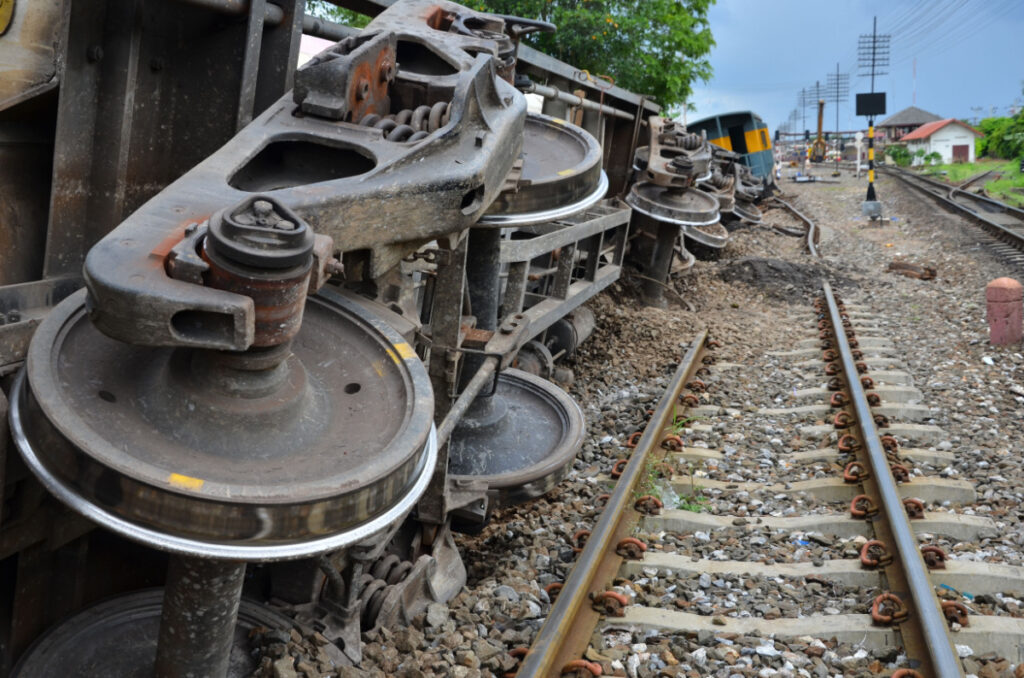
687,0,1024,135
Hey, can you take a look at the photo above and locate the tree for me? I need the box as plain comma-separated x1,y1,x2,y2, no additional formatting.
306,1,716,112
887,145,912,168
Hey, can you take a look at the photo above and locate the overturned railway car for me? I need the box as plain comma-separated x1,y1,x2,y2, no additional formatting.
688,110,775,180
0,0,670,675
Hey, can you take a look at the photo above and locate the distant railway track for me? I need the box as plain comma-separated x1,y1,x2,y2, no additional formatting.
770,196,820,258
882,166,1024,266
509,283,1024,678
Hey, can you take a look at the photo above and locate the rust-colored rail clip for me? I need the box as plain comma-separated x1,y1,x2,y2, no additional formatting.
680,393,699,407
661,434,683,451
616,537,648,560
865,392,881,406
625,432,642,448
829,392,847,408
634,495,664,515
860,540,893,568
544,582,564,601
560,659,603,677
591,591,629,617
824,362,841,375
880,435,900,452
921,545,947,570
572,529,591,553
873,413,890,428
871,592,910,625
890,463,911,483
826,377,843,391
892,670,924,678
838,434,861,453
504,647,530,678
610,458,628,479
850,494,879,518
903,498,925,519
941,600,970,628
833,411,854,429
686,379,706,392
843,461,870,483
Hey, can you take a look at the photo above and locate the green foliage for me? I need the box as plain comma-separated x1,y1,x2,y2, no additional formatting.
305,0,372,28
305,1,716,110
977,115,1024,160
924,151,942,165
887,145,912,167
472,0,715,110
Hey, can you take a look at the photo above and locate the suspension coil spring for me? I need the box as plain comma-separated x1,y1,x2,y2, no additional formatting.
358,101,452,142
357,554,414,629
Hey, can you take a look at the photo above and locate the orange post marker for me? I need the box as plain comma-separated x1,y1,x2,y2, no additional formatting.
986,277,1023,346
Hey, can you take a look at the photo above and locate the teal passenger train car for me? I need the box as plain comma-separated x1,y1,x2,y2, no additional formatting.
688,111,775,180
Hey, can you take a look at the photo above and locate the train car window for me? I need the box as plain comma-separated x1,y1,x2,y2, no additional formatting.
728,125,747,154
760,130,768,148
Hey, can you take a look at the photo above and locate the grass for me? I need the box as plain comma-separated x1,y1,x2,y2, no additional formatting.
922,159,1024,207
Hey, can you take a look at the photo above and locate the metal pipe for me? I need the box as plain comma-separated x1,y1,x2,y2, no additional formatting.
171,0,359,42
155,556,247,678
822,282,962,678
516,331,707,678
523,83,635,122
436,357,498,447
173,0,284,23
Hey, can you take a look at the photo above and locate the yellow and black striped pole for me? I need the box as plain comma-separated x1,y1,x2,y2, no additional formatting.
866,117,877,200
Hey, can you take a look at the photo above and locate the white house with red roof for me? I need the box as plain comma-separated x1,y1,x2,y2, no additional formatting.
901,118,983,164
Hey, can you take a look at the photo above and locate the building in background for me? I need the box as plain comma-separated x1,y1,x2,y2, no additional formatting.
877,106,943,141
902,118,983,163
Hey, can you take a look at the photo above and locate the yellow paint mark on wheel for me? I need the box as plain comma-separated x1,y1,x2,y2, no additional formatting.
394,342,416,360
372,359,385,376
168,473,204,490
0,0,14,35
551,117,566,125
556,169,575,177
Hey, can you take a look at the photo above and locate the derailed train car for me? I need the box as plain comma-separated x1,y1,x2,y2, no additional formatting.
688,110,776,180
0,1,667,675
0,0,772,673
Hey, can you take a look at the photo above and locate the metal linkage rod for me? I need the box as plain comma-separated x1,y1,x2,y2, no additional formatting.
821,282,962,678
172,0,359,42
522,82,635,122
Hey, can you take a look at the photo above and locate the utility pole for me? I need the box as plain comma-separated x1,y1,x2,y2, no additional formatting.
827,63,849,176
857,15,890,218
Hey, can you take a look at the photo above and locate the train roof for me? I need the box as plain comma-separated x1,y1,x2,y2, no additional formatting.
689,111,766,127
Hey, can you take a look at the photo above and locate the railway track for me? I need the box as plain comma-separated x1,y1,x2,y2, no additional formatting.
882,166,1024,269
511,282,1024,678
769,196,820,258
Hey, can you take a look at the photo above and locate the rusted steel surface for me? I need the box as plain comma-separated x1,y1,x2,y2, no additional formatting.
820,283,961,678
515,331,710,678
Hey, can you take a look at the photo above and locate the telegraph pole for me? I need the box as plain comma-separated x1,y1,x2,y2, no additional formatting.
827,63,849,176
857,15,890,217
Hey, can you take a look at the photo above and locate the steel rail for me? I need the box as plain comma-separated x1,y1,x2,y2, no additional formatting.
515,330,709,678
771,196,819,258
821,282,962,678
881,166,1024,244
